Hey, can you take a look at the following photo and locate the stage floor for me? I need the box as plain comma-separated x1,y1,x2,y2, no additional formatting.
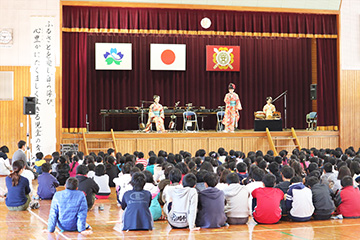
0,177,358,240
62,130,339,155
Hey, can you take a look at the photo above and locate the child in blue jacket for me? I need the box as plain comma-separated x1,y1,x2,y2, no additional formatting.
47,177,92,235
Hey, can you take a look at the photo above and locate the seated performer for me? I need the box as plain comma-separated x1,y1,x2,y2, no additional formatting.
222,83,242,132
144,95,165,133
263,97,276,119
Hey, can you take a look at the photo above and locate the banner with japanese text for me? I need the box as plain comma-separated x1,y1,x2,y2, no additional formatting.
30,16,56,156
206,45,240,72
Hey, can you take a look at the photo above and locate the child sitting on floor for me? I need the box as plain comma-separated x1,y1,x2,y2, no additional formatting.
286,176,314,222
165,173,199,230
275,166,294,218
76,165,99,211
121,172,153,231
223,172,249,225
47,177,92,235
305,176,335,220
113,163,132,204
162,168,183,205
143,170,162,221
34,152,46,175
335,176,360,218
252,173,284,224
37,163,59,200
93,164,111,199
196,172,227,228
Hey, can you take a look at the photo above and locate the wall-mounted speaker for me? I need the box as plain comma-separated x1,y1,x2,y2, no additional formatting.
310,84,317,100
23,97,36,115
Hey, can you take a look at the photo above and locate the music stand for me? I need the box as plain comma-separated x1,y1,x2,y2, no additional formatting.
272,90,288,129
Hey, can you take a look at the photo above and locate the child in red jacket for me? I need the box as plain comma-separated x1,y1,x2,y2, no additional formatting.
252,173,284,224
335,176,360,218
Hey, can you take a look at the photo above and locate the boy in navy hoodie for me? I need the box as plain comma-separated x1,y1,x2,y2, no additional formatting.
196,172,226,228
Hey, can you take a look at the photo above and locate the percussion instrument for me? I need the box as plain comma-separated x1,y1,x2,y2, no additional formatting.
254,111,266,119
273,111,281,119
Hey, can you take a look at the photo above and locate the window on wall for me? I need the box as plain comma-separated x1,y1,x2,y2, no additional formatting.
0,71,14,100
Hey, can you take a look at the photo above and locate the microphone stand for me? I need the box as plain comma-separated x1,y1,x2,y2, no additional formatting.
272,90,288,129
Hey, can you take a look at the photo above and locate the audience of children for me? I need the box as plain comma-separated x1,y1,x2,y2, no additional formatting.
3,145,360,234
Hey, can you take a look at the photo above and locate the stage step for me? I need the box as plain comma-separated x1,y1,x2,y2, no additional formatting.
88,148,110,151
266,127,302,155
273,137,295,140
275,145,299,148
81,129,119,155
86,139,113,142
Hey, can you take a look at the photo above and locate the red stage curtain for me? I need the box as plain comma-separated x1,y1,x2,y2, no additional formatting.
62,32,88,129
316,39,338,127
63,6,337,36
84,34,312,131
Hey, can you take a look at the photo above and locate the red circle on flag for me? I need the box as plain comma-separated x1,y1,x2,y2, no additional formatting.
161,49,176,65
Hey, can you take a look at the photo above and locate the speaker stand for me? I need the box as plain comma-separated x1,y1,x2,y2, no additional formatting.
26,114,33,165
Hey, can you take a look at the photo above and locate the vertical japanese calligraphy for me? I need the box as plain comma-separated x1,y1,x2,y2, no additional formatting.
30,17,56,155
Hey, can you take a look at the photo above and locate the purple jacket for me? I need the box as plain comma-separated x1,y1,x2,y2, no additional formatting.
196,187,226,228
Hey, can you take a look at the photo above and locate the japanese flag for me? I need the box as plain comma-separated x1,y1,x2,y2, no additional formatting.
150,44,186,71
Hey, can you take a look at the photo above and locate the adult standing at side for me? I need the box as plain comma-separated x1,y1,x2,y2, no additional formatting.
12,140,27,167
222,83,242,132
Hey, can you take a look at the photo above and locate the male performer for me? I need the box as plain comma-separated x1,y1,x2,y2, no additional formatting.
144,95,165,133
222,83,242,132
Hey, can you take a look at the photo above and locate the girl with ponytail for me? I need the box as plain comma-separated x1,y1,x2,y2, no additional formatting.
69,155,80,178
5,160,31,210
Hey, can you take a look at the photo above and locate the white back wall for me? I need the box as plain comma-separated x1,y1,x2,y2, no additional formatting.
341,0,360,70
0,0,60,66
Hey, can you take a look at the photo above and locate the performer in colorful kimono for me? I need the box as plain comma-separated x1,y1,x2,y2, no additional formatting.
263,96,276,119
144,95,165,133
222,83,242,132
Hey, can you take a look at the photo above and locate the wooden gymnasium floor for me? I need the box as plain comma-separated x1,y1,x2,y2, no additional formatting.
0,178,359,240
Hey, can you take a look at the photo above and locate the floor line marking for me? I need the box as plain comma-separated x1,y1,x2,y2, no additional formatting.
28,209,71,240
259,225,310,240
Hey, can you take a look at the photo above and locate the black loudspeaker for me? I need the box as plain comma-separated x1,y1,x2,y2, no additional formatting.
310,84,317,100
23,97,36,115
